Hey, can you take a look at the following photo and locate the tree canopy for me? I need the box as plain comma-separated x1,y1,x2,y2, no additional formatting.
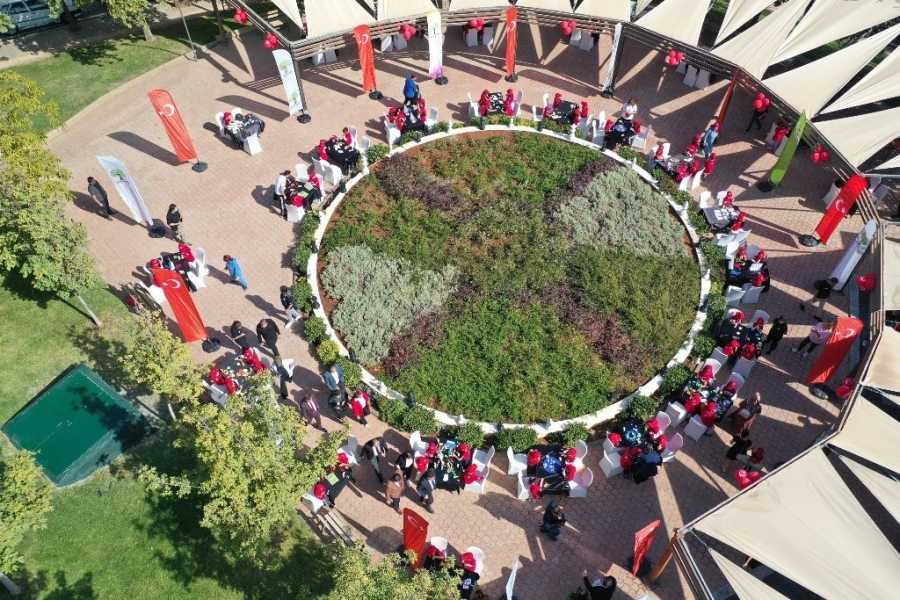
0,451,53,575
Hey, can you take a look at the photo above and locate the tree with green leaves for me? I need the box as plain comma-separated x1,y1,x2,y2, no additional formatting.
0,13,12,34
329,543,463,600
140,374,350,561
0,71,104,327
106,0,154,42
0,451,53,594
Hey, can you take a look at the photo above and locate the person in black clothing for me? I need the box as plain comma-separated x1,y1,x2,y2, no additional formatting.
631,451,662,484
361,436,389,484
395,450,415,484
582,570,617,600
280,285,301,328
801,277,838,320
716,312,745,348
540,502,566,541
457,567,480,600
722,430,753,472
745,104,768,132
166,204,187,243
417,468,437,513
761,316,788,355
87,176,116,220
256,319,280,356
230,320,250,352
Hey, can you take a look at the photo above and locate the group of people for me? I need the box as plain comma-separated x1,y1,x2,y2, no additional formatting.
478,88,521,118
542,93,590,126
146,242,197,292
222,111,266,149
316,131,361,172
388,101,429,134
525,444,582,499
608,419,667,483
716,311,776,361
274,167,324,218
660,122,720,182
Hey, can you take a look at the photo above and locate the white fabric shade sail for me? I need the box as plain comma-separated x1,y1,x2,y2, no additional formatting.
575,0,631,21
305,0,375,38
841,456,900,527
830,395,900,475
715,0,776,45
772,0,900,63
712,0,811,79
378,0,438,21
814,105,900,168
762,23,900,116
862,326,900,390
635,0,653,14
449,0,511,9
874,153,900,171
635,0,707,46
693,449,900,600
270,0,304,30
821,47,900,115
515,0,573,12
709,550,790,600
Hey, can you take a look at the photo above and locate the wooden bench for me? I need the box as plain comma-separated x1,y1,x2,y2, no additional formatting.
309,508,357,546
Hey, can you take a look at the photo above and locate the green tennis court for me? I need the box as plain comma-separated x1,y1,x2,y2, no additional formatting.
2,364,153,486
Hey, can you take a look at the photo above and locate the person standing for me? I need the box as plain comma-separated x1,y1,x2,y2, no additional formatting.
582,570,617,600
87,177,116,220
256,318,280,356
540,502,566,541
395,451,415,484
721,430,753,472
745,104,768,132
279,285,302,328
223,255,248,290
362,436,389,484
323,362,345,394
166,204,187,243
761,317,788,355
403,73,419,107
274,170,291,219
417,468,437,514
800,277,838,320
300,394,327,432
701,123,719,157
792,320,834,357
385,472,405,515
230,320,251,352
350,389,370,428
621,98,638,121
731,393,763,435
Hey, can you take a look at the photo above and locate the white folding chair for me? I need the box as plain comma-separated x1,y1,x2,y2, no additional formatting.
507,446,527,475
430,536,449,554
138,280,167,305
543,92,550,109
532,105,543,124
733,357,756,379
602,434,619,455
765,122,777,145
740,285,765,305
465,27,478,47
323,49,337,63
194,247,210,276
380,36,394,53
723,242,741,260
568,467,593,498
694,69,711,90
230,107,243,119
775,136,788,156
214,112,227,137
654,411,672,433
710,346,729,366
473,445,496,471
676,60,687,74
516,471,531,500
481,25,494,47
385,122,401,145
666,401,688,428
293,165,310,184
662,433,684,462
465,547,485,575
360,136,371,152
689,170,703,190
348,125,359,149
600,450,623,478
725,372,745,394
301,492,324,514
243,134,262,156
750,310,770,325
703,357,723,376
392,33,407,51
515,90,524,106
591,121,605,146
745,244,760,259
186,270,206,290
579,30,595,51
578,113,593,137
569,28,583,47
409,431,428,456
695,191,712,212
425,107,439,129
733,229,752,246
683,66,699,87
339,434,360,465
725,285,746,307
573,439,588,470
462,463,488,495
286,205,304,223
679,175,690,191
716,190,728,206
684,415,707,441
631,125,651,150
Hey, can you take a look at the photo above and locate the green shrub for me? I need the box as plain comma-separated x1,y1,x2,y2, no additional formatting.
291,244,311,273
378,398,407,428
689,210,711,237
430,120,450,133
690,330,716,361
335,356,362,389
672,190,693,209
706,291,727,327
316,339,340,366
549,422,590,446
653,167,679,195
292,279,314,315
303,315,327,345
300,211,321,245
619,395,658,422
398,130,422,145
452,421,485,449
496,427,539,453
366,143,390,165
616,146,646,167
699,241,726,288
658,363,692,399
401,405,437,434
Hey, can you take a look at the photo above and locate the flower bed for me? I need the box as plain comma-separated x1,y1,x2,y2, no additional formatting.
317,131,701,424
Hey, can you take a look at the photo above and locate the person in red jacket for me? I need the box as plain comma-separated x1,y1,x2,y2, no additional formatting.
317,139,329,161
553,92,563,109
526,448,541,476
702,153,717,180
769,123,790,152
350,389,370,427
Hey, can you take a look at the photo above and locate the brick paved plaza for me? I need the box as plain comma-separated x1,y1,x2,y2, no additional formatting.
51,23,871,599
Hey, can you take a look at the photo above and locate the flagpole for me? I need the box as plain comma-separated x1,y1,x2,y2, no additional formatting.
173,0,198,62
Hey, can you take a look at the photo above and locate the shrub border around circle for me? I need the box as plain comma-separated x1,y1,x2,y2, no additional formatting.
307,125,711,436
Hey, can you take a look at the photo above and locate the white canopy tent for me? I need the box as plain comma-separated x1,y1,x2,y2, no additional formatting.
709,550,790,600
634,0,653,15
762,23,900,116
712,0,811,79
830,395,900,475
874,154,900,172
270,0,304,30
842,457,900,526
814,105,900,168
635,0,707,46
715,0,775,45
515,0,573,12
862,326,900,390
575,0,631,21
693,448,900,600
305,0,374,38
821,48,900,115
448,0,511,9
377,0,438,21
771,0,900,63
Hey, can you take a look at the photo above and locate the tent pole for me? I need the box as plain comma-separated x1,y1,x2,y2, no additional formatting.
211,0,227,45
649,532,680,582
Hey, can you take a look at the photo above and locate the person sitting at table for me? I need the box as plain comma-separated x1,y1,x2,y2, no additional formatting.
631,451,661,484
553,92,563,109
178,242,194,263
683,392,704,415
506,97,516,117
350,389,370,428
700,402,718,435
387,107,399,125
314,478,334,508
723,190,734,208
526,448,541,476
307,167,322,194
753,250,767,264
505,88,514,106
455,442,472,466
654,435,668,453
462,463,484,488
721,339,741,364
543,105,554,120
686,142,699,156
622,98,637,120
731,211,747,232
717,311,745,346
417,98,427,121
688,158,701,176
769,123,789,152
741,343,759,360
342,126,353,147
702,153,717,180
698,364,715,385
242,347,265,373
572,107,582,126
744,317,767,349
209,365,226,386
732,246,748,269
316,139,329,161
580,100,589,118
719,380,738,400
620,447,643,472
674,164,689,183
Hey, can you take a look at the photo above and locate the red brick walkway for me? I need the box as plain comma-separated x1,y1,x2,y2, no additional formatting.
52,23,864,599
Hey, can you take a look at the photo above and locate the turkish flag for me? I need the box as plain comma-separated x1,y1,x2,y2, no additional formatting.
151,268,207,343
814,174,866,244
147,89,198,163
717,70,738,128
806,317,863,384
506,8,517,77
632,520,661,577
402,508,429,568
354,25,377,93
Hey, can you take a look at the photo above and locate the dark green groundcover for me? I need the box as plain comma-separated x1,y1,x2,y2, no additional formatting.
3,364,152,486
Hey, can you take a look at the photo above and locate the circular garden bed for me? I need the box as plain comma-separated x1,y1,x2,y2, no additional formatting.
319,132,700,424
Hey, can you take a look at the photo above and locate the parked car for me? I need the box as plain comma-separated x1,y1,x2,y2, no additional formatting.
0,0,80,35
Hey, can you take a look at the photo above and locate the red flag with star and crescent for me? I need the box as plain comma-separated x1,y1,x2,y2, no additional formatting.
806,317,863,384
354,25,377,93
814,174,866,244
147,89,198,163
151,268,207,342
506,8,517,77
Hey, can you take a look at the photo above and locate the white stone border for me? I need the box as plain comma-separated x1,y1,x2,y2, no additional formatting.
307,125,710,437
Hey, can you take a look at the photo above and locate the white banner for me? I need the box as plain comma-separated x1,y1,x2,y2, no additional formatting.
95,156,153,225
603,23,623,91
272,49,304,116
505,560,519,600
830,219,877,290
427,10,443,78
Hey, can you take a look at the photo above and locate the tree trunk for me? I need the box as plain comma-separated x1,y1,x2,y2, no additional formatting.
60,2,80,32
142,23,155,42
167,402,178,422
0,572,21,596
76,293,104,328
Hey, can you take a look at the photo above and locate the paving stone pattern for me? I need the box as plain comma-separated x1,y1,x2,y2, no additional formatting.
52,23,865,600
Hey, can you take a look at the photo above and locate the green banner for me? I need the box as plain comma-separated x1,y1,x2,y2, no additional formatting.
770,111,807,186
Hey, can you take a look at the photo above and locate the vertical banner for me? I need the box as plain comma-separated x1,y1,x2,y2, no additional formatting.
505,561,520,599
815,174,867,244
632,520,661,577
96,156,153,225
146,89,198,164
272,49,304,116
769,111,806,186
427,10,444,78
830,219,877,290
354,25,377,93
505,8,517,77
717,70,739,128
603,23,623,91
806,317,863,384
151,268,207,343
402,508,429,568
